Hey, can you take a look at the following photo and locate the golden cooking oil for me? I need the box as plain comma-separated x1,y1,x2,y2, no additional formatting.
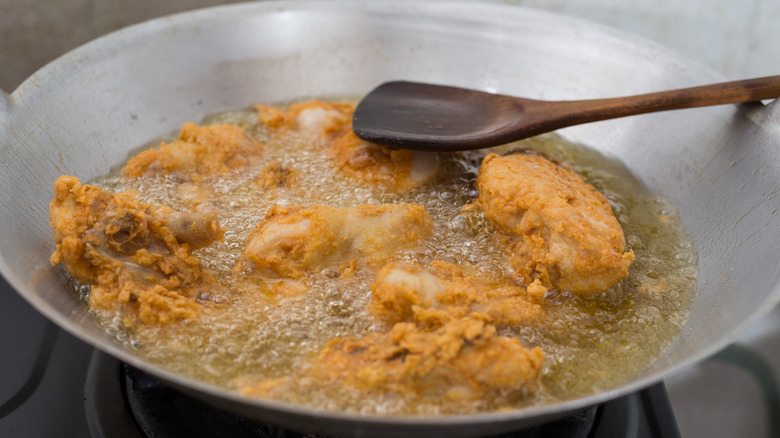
88,101,697,415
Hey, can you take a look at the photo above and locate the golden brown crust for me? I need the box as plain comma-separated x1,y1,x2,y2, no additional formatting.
254,161,302,190
328,126,428,192
254,99,353,136
49,175,223,325
255,100,439,192
123,123,263,178
234,203,434,278
476,151,634,295
369,260,544,328
238,318,544,403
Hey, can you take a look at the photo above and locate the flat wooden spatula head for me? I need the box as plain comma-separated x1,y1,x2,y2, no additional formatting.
353,76,780,151
352,81,525,151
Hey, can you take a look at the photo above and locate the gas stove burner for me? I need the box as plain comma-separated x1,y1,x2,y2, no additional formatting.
83,351,680,438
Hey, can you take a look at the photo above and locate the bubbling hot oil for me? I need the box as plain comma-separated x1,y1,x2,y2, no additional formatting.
92,104,697,415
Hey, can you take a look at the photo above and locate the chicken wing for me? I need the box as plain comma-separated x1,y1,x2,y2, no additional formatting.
234,203,433,278
254,99,353,136
255,100,440,192
239,317,544,404
474,150,634,295
49,175,224,326
370,260,544,328
328,126,440,193
123,122,263,178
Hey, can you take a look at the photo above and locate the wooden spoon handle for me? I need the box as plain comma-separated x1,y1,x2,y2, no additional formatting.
536,74,780,130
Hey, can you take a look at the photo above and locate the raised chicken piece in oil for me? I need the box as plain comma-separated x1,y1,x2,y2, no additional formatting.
123,122,263,178
233,203,434,279
238,317,544,404
370,260,544,329
49,175,224,326
254,160,302,190
255,100,440,192
254,99,353,136
163,209,223,250
474,150,634,295
328,125,440,193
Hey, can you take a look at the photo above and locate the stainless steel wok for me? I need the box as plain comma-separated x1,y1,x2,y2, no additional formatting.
1,2,779,437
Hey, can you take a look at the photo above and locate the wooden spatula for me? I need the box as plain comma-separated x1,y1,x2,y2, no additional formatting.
352,76,780,151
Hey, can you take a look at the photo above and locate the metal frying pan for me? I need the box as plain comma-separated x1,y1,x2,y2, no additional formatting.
0,2,778,437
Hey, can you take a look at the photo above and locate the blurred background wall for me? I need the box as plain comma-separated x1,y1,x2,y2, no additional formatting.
1,0,778,92
0,0,248,92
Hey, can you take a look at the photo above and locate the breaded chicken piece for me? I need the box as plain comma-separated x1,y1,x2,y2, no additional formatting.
234,203,433,278
474,150,634,295
254,161,302,190
238,318,544,403
370,260,544,328
49,175,224,325
328,125,440,193
123,122,263,178
174,182,216,211
163,209,223,250
255,100,440,192
254,99,353,136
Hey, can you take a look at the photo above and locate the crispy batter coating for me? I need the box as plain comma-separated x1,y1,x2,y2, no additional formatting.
49,175,224,325
234,203,433,278
123,122,263,178
239,318,544,403
370,260,544,328
255,100,440,192
254,161,302,190
254,99,353,136
328,126,440,193
475,151,634,295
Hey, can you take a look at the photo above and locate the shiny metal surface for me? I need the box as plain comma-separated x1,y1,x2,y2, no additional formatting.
0,2,778,436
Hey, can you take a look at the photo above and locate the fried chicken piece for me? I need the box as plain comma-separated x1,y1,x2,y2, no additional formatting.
239,318,544,403
474,150,634,295
174,182,217,211
255,100,440,192
49,175,224,325
123,122,263,178
231,277,310,308
254,161,302,190
254,99,353,136
370,260,544,328
234,203,433,278
328,126,440,192
163,209,223,250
